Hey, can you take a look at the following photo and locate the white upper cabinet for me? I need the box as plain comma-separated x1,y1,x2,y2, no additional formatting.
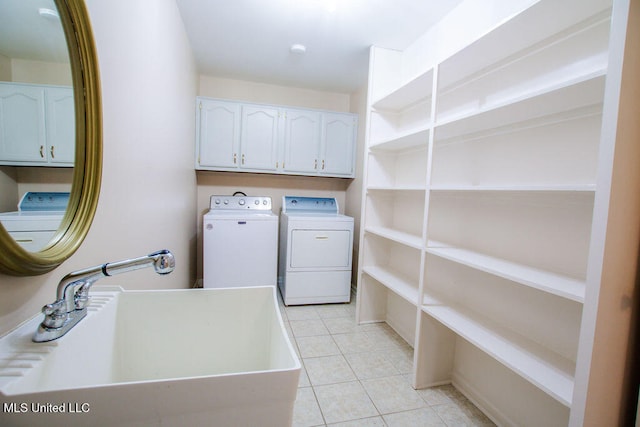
320,112,357,176
0,82,74,167
240,105,279,171
0,83,46,163
195,97,357,178
197,99,241,169
45,87,75,165
282,109,321,174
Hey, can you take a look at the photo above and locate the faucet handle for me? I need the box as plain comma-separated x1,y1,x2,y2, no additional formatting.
41,300,67,328
42,300,64,315
74,286,91,310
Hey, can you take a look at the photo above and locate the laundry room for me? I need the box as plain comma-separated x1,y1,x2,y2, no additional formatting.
1,0,639,426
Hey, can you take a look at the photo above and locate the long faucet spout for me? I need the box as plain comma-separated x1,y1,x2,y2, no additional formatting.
34,250,175,342
56,250,176,313
103,249,176,277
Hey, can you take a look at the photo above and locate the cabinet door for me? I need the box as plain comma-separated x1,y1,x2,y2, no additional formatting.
321,112,357,177
197,99,240,169
240,105,279,171
45,87,75,165
0,84,46,163
283,109,321,174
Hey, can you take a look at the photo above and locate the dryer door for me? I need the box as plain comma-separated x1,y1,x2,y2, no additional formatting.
290,229,351,268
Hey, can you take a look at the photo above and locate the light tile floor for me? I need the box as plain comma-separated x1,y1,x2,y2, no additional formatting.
278,295,496,427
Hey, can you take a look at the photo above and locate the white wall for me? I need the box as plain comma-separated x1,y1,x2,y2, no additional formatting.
345,85,367,287
0,167,18,212
200,75,351,111
0,53,10,80
402,0,537,82
0,0,198,336
10,59,72,86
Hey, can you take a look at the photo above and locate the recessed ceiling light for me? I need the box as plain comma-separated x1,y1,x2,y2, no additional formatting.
38,8,60,20
290,44,307,55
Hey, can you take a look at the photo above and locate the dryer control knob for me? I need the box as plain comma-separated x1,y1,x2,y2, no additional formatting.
238,199,245,205
254,200,260,205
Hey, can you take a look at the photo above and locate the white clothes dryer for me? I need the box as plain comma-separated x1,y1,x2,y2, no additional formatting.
278,196,354,305
0,192,68,252
203,195,278,288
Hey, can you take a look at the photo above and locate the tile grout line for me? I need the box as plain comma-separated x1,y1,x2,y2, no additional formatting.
283,298,493,427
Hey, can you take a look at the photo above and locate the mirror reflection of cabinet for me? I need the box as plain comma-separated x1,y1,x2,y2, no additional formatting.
0,83,45,163
0,82,74,167
0,0,102,276
45,86,75,165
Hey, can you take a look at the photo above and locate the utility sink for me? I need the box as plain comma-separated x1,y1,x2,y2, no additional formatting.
0,286,301,427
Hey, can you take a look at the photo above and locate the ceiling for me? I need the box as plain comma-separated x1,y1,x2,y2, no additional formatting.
0,0,69,64
0,0,464,94
175,0,463,93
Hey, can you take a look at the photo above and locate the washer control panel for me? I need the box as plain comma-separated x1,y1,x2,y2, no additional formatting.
209,195,272,210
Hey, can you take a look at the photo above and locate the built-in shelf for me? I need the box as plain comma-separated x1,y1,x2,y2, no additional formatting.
362,265,419,306
422,294,575,407
429,184,596,193
426,241,585,302
437,3,611,92
433,103,603,147
358,1,616,423
435,72,606,141
372,69,434,112
370,126,430,151
367,186,426,192
365,226,423,249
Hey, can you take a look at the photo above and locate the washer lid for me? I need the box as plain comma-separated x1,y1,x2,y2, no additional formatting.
204,210,276,219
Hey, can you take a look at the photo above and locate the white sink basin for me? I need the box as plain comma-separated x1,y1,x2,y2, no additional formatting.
0,286,300,426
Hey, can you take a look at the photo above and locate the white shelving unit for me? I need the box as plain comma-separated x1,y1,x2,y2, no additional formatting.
421,297,576,406
426,241,586,303
355,0,639,425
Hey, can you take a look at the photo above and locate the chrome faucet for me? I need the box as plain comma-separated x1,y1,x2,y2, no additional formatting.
33,249,175,342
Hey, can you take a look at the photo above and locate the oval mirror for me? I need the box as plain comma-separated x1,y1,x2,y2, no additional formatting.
0,0,101,276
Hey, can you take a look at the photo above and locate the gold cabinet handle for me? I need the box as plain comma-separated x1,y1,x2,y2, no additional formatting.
322,159,325,170
233,153,237,164
242,154,245,165
50,146,55,159
314,159,318,169
39,145,44,158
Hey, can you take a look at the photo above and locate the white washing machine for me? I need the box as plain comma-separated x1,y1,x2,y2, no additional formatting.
0,192,69,252
278,196,354,305
203,195,278,288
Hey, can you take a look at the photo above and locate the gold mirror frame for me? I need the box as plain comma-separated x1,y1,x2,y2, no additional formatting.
0,0,102,276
